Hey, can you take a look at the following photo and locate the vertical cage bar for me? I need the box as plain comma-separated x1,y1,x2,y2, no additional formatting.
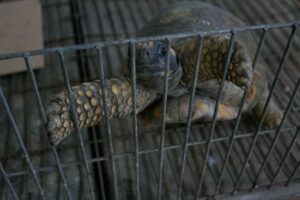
0,163,19,200
286,157,300,186
129,41,140,200
195,31,236,200
157,38,171,200
23,54,72,200
24,55,47,123
233,24,297,194
176,35,203,200
91,0,113,70
90,127,107,200
102,0,124,64
57,50,96,200
0,88,46,200
251,76,300,190
270,127,300,188
214,29,268,196
96,45,119,200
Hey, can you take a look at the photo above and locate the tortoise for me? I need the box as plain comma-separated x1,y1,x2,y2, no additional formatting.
46,1,283,145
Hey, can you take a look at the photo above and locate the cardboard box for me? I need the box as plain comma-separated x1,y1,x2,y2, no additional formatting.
0,0,44,76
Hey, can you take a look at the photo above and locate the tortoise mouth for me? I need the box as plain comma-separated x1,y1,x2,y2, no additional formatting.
136,63,182,94
136,62,181,79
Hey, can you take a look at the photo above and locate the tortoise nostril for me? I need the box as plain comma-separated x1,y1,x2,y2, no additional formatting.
146,51,150,56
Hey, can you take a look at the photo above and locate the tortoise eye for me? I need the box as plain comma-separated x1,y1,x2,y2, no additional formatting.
162,47,167,53
159,47,167,56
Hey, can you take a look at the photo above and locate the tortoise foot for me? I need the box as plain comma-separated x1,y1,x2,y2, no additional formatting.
264,109,283,128
179,35,253,90
231,42,253,89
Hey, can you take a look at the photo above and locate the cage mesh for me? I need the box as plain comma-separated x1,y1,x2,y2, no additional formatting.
0,0,300,199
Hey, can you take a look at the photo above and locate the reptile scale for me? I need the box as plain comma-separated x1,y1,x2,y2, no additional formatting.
46,2,283,145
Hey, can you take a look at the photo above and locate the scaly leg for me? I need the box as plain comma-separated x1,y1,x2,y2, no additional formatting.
46,78,156,145
177,36,253,89
139,94,240,127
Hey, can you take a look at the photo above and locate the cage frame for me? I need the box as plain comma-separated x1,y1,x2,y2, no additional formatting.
0,20,300,200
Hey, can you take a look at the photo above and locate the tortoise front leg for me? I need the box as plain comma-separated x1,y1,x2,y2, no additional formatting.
177,35,253,89
139,79,253,127
139,93,241,127
196,79,246,107
46,78,156,145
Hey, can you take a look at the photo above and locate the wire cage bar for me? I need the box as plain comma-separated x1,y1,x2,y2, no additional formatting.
233,24,298,194
128,41,140,200
214,28,268,197
0,163,19,200
0,88,46,200
176,34,203,200
24,55,73,200
0,0,300,200
57,50,96,200
96,45,120,200
157,38,171,200
271,127,300,188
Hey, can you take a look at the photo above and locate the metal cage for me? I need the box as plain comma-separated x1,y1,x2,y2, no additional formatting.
0,0,300,199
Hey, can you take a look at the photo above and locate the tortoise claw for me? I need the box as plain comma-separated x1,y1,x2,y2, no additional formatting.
264,110,283,128
239,77,251,90
252,91,283,129
229,41,253,89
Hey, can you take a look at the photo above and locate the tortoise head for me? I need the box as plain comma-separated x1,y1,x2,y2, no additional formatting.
134,40,182,95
